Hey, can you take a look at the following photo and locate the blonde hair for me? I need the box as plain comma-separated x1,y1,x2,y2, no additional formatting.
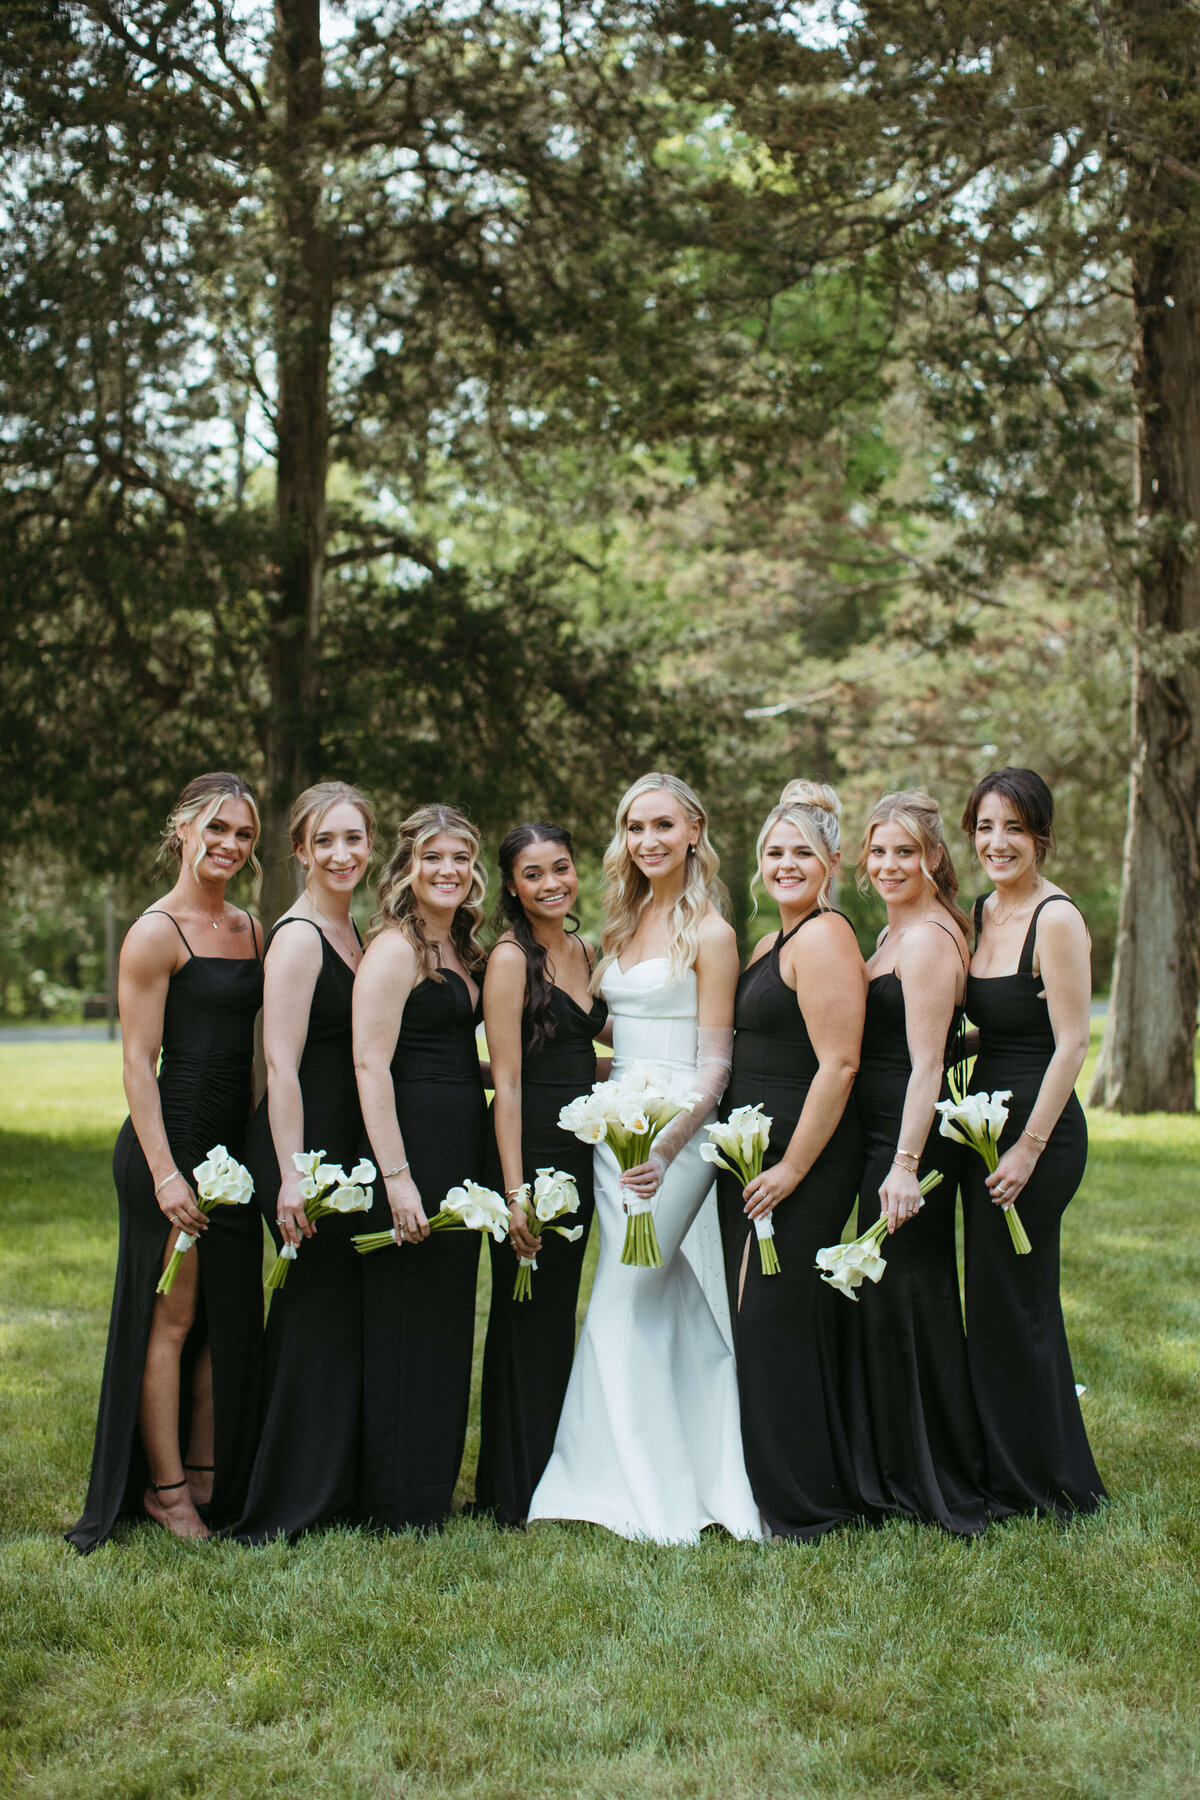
290,782,376,879
593,773,727,989
856,788,971,937
372,803,487,980
157,772,262,885
752,780,843,913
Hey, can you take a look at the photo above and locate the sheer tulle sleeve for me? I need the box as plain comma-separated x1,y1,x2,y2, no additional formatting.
647,1025,733,1187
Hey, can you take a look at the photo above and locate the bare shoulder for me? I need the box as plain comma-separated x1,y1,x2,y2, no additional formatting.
360,925,418,983
484,937,528,997
121,910,183,976
899,918,965,974
1037,894,1090,951
794,909,860,955
745,932,776,969
264,915,323,976
487,935,526,968
697,907,737,950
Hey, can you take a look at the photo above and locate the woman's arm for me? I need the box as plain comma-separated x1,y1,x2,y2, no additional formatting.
119,918,209,1236
482,943,540,1255
353,932,429,1242
743,915,865,1218
261,924,324,1248
876,925,961,1234
987,903,1091,1206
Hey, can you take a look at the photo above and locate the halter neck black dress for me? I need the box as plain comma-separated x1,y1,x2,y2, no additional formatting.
234,917,365,1542
849,930,990,1534
716,914,870,1539
67,913,263,1553
475,976,607,1525
963,894,1105,1518
359,965,487,1531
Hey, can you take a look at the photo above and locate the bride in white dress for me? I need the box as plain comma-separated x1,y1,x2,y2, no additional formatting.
528,774,763,1544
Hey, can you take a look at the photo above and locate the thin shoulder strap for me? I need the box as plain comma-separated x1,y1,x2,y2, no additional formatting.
264,914,324,959
972,894,985,941
927,916,968,977
1019,894,1079,975
576,932,595,976
141,910,194,959
241,908,264,960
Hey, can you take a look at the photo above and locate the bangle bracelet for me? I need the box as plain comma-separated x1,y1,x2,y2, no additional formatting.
1022,1127,1049,1147
383,1162,409,1179
154,1169,183,1196
893,1149,920,1166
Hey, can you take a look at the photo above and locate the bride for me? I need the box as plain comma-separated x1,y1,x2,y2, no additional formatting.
528,773,763,1543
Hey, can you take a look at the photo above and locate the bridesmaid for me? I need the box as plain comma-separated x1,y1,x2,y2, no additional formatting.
234,782,374,1542
474,823,607,1526
716,781,870,1539
68,773,264,1551
851,789,990,1533
353,803,489,1530
961,768,1105,1517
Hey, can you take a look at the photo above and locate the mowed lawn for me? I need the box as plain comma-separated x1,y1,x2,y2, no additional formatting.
1,1033,1198,1800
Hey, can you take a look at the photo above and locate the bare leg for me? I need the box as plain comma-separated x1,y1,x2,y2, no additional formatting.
184,1344,214,1508
138,1242,209,1539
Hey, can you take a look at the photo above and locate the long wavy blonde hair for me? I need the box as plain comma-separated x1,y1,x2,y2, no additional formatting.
856,788,971,937
593,773,727,989
372,803,487,980
752,780,843,913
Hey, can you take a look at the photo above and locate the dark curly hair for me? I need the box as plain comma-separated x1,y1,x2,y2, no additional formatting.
494,822,582,1054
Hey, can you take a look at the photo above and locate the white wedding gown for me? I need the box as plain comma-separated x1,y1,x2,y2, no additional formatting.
528,958,764,1544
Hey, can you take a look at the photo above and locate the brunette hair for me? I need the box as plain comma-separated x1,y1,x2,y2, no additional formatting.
372,803,487,979
593,772,727,990
495,822,582,1054
290,781,376,872
157,772,262,883
753,780,843,912
857,788,971,937
961,768,1056,866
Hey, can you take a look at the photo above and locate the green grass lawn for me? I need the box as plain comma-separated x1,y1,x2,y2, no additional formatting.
1,1031,1198,1799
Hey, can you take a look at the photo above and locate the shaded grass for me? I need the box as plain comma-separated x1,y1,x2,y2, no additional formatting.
1,1032,1198,1799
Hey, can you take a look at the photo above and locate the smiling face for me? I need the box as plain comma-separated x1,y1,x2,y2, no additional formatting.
624,789,698,884
301,800,371,903
411,831,477,924
973,790,1039,891
760,822,833,914
180,797,258,886
508,837,578,926
865,819,933,906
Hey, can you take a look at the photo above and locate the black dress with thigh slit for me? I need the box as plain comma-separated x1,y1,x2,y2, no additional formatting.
475,982,606,1525
962,895,1105,1519
358,967,487,1531
850,945,991,1534
67,914,263,1553
716,914,870,1540
234,917,365,1542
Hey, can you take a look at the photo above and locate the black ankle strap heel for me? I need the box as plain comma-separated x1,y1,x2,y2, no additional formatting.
148,1478,188,1493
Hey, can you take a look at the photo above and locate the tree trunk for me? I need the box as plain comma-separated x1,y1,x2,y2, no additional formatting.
260,0,333,925
1089,174,1200,1111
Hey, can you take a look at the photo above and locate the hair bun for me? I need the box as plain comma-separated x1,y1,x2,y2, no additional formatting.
779,779,841,819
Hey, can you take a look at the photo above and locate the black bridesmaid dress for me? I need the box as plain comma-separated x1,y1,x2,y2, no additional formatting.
67,913,263,1553
963,895,1105,1519
234,917,365,1542
850,939,991,1534
716,914,870,1540
359,967,487,1531
475,982,606,1526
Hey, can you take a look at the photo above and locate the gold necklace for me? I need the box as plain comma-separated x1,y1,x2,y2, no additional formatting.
990,878,1043,928
308,896,360,961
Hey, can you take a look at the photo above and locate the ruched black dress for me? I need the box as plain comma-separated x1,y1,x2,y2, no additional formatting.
851,942,990,1534
359,967,487,1531
235,917,364,1542
963,895,1105,1518
67,913,263,1553
716,914,869,1539
475,983,606,1525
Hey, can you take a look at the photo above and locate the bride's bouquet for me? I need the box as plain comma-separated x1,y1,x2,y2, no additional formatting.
700,1105,780,1275
264,1152,376,1289
509,1167,584,1301
814,1170,943,1300
352,1178,510,1253
934,1091,1032,1253
559,1062,702,1268
156,1145,254,1295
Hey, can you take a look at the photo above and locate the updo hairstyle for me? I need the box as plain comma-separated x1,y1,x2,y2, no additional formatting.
157,771,262,883
856,788,971,936
752,779,843,912
961,768,1056,866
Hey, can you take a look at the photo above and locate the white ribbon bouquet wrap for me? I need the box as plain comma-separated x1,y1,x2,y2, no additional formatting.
263,1152,377,1290
352,1178,510,1253
509,1167,584,1301
814,1170,944,1300
700,1104,780,1274
155,1145,254,1296
934,1090,1032,1254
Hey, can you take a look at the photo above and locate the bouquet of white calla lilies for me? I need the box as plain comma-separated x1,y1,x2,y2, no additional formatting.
156,1145,255,1296
935,1090,1032,1254
559,1062,702,1267
352,1178,510,1254
263,1152,377,1290
814,1170,944,1301
701,1105,780,1274
510,1167,583,1301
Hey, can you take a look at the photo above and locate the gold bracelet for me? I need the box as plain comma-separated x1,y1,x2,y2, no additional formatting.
893,1148,920,1166
1022,1126,1049,1147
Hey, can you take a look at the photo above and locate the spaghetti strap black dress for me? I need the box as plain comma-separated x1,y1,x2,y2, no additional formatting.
963,894,1105,1518
234,917,365,1542
475,982,607,1525
716,914,870,1540
359,967,487,1531
850,937,990,1534
67,912,263,1553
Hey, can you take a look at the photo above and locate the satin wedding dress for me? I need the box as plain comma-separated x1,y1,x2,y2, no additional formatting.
528,958,763,1544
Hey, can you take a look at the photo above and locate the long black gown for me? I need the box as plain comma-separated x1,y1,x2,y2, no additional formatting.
67,912,263,1553
359,966,487,1531
963,895,1106,1519
850,942,991,1534
475,982,606,1525
716,914,870,1540
234,917,365,1542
